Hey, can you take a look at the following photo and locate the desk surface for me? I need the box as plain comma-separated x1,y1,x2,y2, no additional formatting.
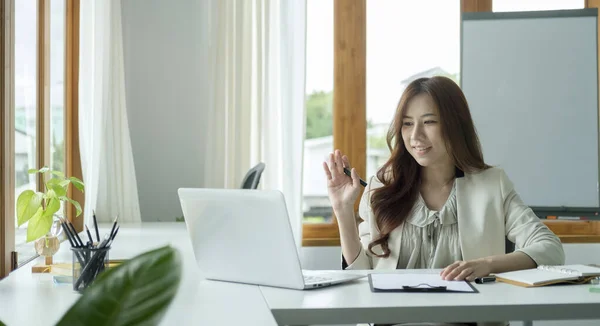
2,223,600,326
0,223,276,326
262,269,600,325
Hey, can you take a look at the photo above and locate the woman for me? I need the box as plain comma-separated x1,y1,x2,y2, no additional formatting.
323,76,564,326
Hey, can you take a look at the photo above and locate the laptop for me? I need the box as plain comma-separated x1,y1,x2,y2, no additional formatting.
178,188,365,290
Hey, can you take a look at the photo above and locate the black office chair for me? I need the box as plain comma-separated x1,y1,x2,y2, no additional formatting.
505,238,515,254
240,162,266,189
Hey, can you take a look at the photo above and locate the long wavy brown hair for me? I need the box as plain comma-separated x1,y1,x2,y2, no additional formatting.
368,76,490,258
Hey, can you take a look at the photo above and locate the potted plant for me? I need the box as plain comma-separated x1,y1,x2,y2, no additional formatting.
16,166,84,243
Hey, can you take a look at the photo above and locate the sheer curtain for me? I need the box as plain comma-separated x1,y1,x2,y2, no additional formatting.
79,0,141,224
203,0,306,249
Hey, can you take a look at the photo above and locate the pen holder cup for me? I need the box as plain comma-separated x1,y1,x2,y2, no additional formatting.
71,246,111,292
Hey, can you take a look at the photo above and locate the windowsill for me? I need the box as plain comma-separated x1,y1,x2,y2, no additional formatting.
302,238,340,247
15,228,39,268
557,235,600,243
302,220,600,247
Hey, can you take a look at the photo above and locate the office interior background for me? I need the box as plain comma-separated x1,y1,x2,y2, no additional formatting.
2,1,600,325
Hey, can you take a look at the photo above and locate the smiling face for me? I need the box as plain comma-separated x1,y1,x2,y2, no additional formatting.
401,93,453,169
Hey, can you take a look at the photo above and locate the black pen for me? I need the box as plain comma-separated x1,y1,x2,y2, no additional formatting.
111,225,120,241
65,219,84,247
109,215,118,239
60,218,76,248
475,276,496,284
343,167,367,187
85,225,94,247
93,209,100,242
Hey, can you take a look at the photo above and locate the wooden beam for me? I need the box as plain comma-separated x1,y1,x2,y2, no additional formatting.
37,0,50,188
303,0,367,244
303,238,341,247
65,0,83,232
461,0,492,13
0,0,15,279
543,220,600,235
333,0,366,210
544,220,600,243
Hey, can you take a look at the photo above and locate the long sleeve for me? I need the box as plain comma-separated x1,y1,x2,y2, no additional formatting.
501,171,565,266
342,176,379,270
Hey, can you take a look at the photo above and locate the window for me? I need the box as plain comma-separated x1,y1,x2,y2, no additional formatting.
50,0,66,175
303,0,334,227
1,0,80,272
14,0,39,266
366,0,460,178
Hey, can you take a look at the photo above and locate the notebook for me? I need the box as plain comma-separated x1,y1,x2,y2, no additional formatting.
368,273,478,293
494,264,600,287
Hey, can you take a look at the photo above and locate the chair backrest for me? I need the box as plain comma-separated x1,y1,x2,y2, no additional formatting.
240,162,266,189
505,238,515,254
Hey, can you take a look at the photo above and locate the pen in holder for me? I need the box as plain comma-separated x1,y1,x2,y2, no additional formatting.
59,214,119,292
71,246,110,292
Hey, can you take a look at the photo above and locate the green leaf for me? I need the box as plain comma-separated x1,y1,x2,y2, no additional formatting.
46,178,61,186
16,190,44,226
26,207,50,242
42,197,61,220
67,198,83,216
0,319,6,326
39,166,50,173
51,170,65,178
28,168,39,174
56,246,182,326
69,177,85,192
47,181,67,198
45,189,57,199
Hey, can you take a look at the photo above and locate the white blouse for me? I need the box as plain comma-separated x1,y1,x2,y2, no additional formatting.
397,182,462,269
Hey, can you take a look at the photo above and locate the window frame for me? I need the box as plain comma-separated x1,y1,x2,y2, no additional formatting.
0,0,81,278
302,0,366,247
302,0,600,246
1,0,16,278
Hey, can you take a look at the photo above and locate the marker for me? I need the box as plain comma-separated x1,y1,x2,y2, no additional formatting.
475,276,496,284
343,167,367,187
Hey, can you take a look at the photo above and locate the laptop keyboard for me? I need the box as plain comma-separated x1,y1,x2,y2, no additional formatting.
304,275,332,283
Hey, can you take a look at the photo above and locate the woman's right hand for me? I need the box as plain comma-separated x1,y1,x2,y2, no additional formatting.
322,149,363,212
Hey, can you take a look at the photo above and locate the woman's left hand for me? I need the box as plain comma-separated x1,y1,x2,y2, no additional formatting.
440,258,492,281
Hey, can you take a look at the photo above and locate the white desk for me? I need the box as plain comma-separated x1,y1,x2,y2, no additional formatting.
0,223,277,326
261,270,600,325
2,223,600,326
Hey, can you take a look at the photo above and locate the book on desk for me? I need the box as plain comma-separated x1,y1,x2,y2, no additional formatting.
494,264,600,288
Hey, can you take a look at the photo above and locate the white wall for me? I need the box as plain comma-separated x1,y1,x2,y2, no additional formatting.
121,0,208,222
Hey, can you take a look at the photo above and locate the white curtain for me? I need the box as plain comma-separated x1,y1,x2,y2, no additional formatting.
203,0,306,249
78,0,141,225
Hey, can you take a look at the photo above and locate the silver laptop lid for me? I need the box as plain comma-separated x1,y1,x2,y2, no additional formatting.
178,188,305,290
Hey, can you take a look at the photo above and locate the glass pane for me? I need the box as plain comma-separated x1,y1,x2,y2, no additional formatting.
366,1,460,179
493,0,584,12
303,0,334,224
50,0,65,176
15,0,38,264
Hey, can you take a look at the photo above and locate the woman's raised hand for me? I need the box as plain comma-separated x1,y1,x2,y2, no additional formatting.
322,149,362,211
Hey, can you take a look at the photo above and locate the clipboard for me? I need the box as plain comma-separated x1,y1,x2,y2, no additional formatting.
368,274,479,293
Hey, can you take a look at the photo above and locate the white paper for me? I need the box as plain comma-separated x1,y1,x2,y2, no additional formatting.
370,273,475,292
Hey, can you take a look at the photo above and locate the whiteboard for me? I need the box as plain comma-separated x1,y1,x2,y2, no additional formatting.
461,9,599,210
